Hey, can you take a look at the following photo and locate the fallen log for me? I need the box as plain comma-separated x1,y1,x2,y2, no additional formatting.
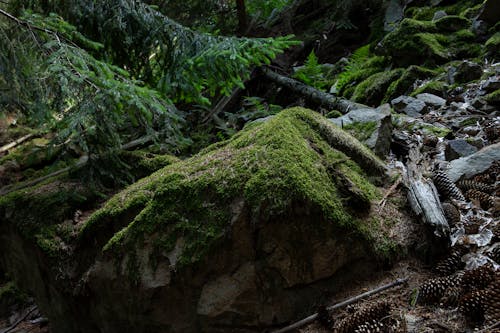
0,133,36,154
261,67,366,114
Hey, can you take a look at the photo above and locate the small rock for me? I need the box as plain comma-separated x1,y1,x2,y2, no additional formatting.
472,19,488,36
416,93,446,108
447,61,482,84
461,125,480,136
481,76,500,92
447,142,500,182
329,105,392,157
384,0,405,32
391,96,427,117
432,10,447,21
445,139,478,161
471,97,487,109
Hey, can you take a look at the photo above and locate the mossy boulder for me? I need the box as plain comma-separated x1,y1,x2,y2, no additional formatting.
383,65,440,102
0,108,403,333
485,32,500,56
351,69,405,106
434,15,471,32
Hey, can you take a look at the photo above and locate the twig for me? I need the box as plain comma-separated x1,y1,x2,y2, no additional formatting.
202,87,243,123
477,321,500,332
378,175,402,211
0,305,37,333
0,133,36,154
271,277,408,333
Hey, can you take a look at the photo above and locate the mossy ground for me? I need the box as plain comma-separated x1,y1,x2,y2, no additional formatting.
80,108,387,269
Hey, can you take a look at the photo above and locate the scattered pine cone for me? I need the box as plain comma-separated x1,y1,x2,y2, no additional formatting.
440,285,462,307
433,171,465,201
335,301,391,333
434,248,465,276
457,180,495,193
417,274,463,304
461,264,496,293
441,202,461,226
484,276,500,327
459,289,488,323
465,189,495,210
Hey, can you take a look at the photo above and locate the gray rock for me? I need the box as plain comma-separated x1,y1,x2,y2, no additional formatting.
447,142,500,182
447,61,482,84
445,139,478,161
329,104,392,157
416,93,446,108
384,0,405,32
472,19,488,36
477,0,500,26
481,76,500,92
391,95,427,117
432,10,447,21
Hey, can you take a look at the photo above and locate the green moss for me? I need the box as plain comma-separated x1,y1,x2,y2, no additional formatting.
434,15,471,32
342,121,378,142
485,32,500,56
81,108,386,269
410,80,448,97
485,89,500,105
406,0,483,20
351,69,405,106
336,56,388,98
383,66,439,102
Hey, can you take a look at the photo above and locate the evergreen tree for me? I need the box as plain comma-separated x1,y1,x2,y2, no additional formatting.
0,0,298,179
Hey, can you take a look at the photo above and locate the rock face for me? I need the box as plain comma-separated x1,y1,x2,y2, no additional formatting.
329,104,393,157
445,139,478,161
447,142,500,182
0,108,396,333
391,95,427,117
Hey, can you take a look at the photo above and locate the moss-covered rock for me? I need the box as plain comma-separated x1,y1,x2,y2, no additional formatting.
411,80,449,97
485,32,500,56
0,108,402,333
351,69,405,106
434,15,471,32
485,88,500,106
383,66,440,102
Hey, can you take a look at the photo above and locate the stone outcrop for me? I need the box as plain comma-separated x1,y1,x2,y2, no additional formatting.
0,108,401,333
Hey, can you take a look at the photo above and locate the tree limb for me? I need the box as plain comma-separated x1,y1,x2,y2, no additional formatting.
0,133,36,154
261,67,366,114
271,277,408,333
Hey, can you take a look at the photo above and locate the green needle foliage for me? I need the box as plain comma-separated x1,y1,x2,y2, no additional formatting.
0,0,298,181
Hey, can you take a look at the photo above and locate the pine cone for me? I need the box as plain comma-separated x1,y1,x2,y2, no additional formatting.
433,171,465,201
461,264,496,293
353,320,386,333
459,289,487,323
457,180,495,193
465,189,495,210
484,276,500,327
441,285,462,307
434,248,465,276
441,202,461,226
335,301,391,333
417,274,463,304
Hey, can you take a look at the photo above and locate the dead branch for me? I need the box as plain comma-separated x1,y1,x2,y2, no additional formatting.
378,175,402,211
271,277,408,333
0,305,37,333
261,67,366,114
202,87,243,123
0,133,36,154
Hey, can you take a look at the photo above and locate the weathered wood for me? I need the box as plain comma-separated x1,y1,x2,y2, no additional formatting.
261,67,366,114
0,133,36,154
271,277,408,333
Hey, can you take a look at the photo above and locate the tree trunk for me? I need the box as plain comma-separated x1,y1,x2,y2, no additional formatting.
261,67,367,114
235,0,247,35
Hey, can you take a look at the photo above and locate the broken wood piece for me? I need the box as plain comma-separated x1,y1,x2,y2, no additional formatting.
0,133,36,154
271,277,408,333
261,67,366,114
407,178,449,237
378,175,402,211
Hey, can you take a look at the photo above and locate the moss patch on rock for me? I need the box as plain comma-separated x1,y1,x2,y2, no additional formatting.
383,66,440,102
485,32,500,56
351,69,405,106
81,108,387,269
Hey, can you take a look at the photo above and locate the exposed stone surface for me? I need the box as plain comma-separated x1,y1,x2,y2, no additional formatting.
445,139,478,161
481,76,500,93
416,93,446,108
391,95,427,117
0,108,396,333
432,10,447,21
447,61,482,84
447,142,500,182
329,104,393,157
384,0,405,32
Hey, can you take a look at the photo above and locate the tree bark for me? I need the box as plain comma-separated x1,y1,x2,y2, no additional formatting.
261,67,366,114
235,0,247,35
